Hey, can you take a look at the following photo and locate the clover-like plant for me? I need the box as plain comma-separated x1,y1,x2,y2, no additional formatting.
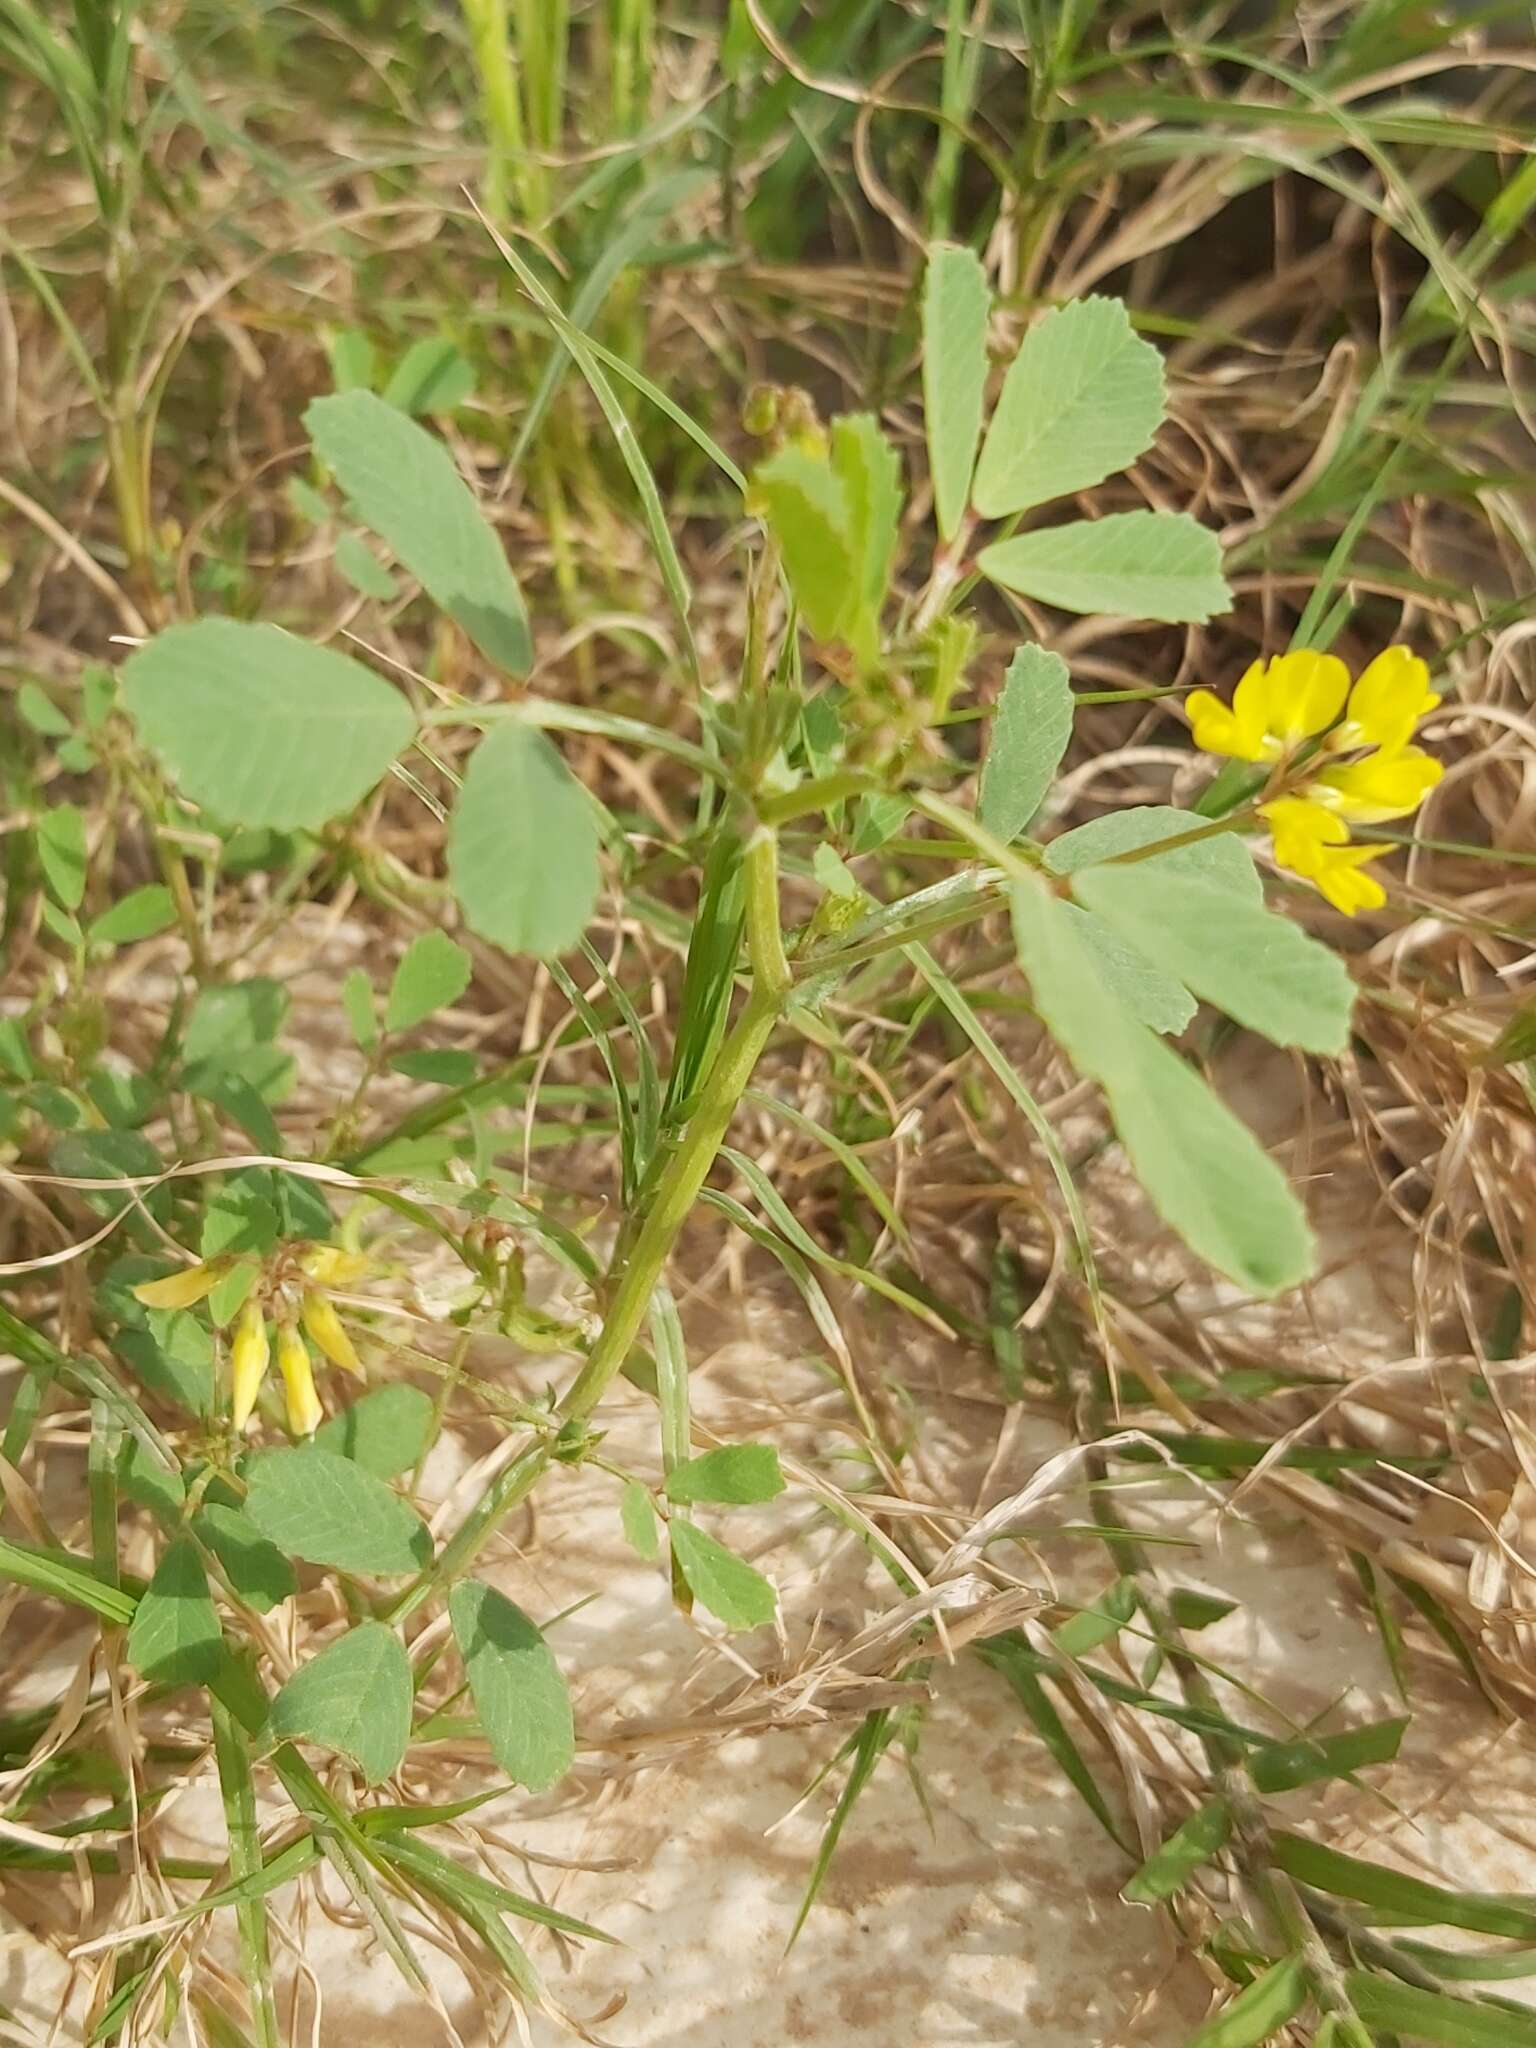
121,248,1374,1307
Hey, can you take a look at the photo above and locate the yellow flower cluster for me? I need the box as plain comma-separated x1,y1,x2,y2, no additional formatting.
132,1244,367,1436
1186,646,1442,914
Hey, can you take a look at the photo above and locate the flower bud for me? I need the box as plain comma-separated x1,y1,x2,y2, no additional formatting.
300,1289,363,1376
230,1300,270,1432
275,1323,322,1438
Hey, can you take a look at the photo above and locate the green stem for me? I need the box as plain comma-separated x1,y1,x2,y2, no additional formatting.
929,0,984,241
609,0,653,132
799,876,1000,980
104,405,153,602
1100,806,1260,870
211,1698,280,2048
121,761,210,975
561,828,788,1422
561,981,781,1420
913,790,1040,878
390,827,791,1620
387,1434,552,1626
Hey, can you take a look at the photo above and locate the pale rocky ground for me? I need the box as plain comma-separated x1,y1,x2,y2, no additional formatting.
229,1348,1536,2048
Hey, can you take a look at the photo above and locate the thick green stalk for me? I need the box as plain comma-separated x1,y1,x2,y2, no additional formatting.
104,404,153,601
459,0,536,220
609,0,654,133
515,0,568,154
562,829,789,1418
560,982,781,1420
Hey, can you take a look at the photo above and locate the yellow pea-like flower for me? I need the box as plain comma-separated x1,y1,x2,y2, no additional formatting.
1186,649,1350,763
300,1289,363,1376
132,1260,223,1311
1258,795,1347,879
1340,645,1440,753
1185,661,1272,762
230,1300,271,1432
1308,841,1389,917
275,1322,323,1438
1194,643,1442,915
1260,649,1352,744
1315,745,1443,823
301,1245,372,1287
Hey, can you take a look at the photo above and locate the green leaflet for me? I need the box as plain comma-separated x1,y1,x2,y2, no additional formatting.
620,1479,661,1560
194,1503,296,1614
668,1521,778,1630
751,441,855,643
831,413,901,667
922,242,991,541
1074,863,1356,1056
314,1385,436,1480
979,511,1229,623
37,803,87,908
1047,806,1266,1034
1009,875,1314,1294
385,932,473,1034
977,644,1073,842
974,296,1166,518
306,390,532,674
121,620,415,831
126,1536,223,1686
448,723,600,958
665,1444,786,1505
243,1446,432,1577
271,1622,413,1784
751,416,902,663
450,1581,575,1794
1063,904,1196,1037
